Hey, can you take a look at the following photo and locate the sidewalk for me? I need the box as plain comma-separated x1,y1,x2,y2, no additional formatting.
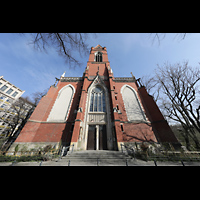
1,159,200,166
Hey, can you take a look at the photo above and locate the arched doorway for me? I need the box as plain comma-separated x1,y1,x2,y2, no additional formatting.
87,124,107,150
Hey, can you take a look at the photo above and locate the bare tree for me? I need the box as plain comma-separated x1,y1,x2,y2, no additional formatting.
142,62,200,149
0,97,35,151
31,88,48,106
6,97,35,138
140,75,160,102
150,33,187,45
154,62,200,149
26,33,95,67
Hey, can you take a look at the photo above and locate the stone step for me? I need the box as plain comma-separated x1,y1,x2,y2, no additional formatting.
66,160,128,166
58,158,131,166
67,150,127,155
65,154,130,159
66,151,129,158
55,150,133,166
42,159,131,166
63,157,131,161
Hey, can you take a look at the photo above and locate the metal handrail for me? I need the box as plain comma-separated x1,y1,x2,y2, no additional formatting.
56,144,74,162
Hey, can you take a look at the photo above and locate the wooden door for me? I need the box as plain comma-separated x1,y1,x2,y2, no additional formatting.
87,125,96,150
99,125,107,150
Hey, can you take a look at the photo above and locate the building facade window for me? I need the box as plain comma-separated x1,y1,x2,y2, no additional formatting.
0,85,8,91
6,99,13,104
6,88,14,95
0,104,7,108
90,86,106,112
95,52,102,62
0,95,6,100
12,91,18,97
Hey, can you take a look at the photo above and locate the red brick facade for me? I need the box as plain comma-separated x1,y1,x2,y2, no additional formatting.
12,45,179,151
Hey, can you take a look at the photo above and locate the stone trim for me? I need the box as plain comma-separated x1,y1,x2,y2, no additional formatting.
60,77,83,82
113,77,136,82
28,119,66,124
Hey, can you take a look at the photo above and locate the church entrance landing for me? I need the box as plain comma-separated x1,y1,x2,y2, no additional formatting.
87,125,107,150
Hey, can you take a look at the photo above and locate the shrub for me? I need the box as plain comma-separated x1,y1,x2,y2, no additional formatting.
14,145,19,155
43,145,52,154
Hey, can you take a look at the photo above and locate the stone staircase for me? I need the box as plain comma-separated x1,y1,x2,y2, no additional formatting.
55,150,134,166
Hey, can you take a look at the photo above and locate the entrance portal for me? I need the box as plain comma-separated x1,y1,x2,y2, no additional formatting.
87,125,107,150
99,125,107,150
87,125,96,150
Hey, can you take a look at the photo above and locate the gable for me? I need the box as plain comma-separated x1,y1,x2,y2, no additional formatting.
94,44,103,49
87,74,107,93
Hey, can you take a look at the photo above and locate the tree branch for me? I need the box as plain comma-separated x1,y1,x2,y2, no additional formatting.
29,33,92,67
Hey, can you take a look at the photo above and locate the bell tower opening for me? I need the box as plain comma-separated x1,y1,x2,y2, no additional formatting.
95,52,102,62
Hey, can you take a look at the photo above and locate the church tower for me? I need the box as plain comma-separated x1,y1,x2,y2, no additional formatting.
10,45,179,153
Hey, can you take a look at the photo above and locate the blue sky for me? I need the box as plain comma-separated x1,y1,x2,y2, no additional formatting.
1,33,200,101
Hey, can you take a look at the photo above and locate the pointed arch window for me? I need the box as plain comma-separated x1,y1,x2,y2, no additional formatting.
47,85,75,122
90,86,106,112
121,85,146,121
95,52,102,62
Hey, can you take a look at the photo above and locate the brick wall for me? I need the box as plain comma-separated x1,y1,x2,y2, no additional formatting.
138,86,179,143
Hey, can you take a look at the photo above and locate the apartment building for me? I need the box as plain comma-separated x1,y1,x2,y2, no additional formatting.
0,76,25,137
